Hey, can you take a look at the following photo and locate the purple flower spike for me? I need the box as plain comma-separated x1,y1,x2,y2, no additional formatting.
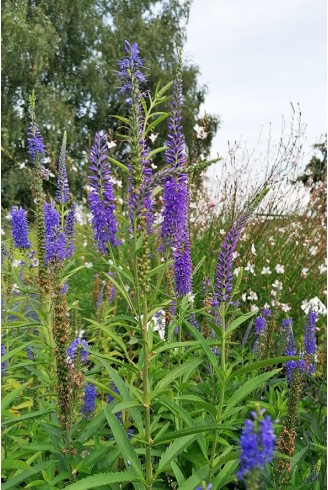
56,132,70,203
67,338,90,364
64,203,76,259
82,382,97,416
304,311,317,356
1,344,7,376
262,308,271,317
27,123,45,161
238,411,275,481
10,206,31,249
255,316,266,335
285,326,305,382
282,317,293,331
116,41,145,98
44,201,67,264
161,60,192,296
88,133,119,253
214,213,251,306
303,310,317,374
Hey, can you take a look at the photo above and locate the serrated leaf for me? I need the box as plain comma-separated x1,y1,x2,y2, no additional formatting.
226,310,258,335
1,462,50,490
152,357,203,398
223,369,281,419
155,434,199,477
212,459,239,488
63,471,141,490
178,465,209,490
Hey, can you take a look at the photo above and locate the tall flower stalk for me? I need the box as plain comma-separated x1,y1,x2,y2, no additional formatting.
162,54,192,297
28,91,48,294
210,188,269,478
116,40,153,487
88,132,119,253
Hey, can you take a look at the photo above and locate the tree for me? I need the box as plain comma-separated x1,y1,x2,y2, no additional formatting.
297,135,327,188
1,0,219,212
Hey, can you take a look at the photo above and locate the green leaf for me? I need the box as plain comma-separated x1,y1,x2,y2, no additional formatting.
2,382,29,410
111,114,130,125
229,356,300,379
77,411,107,444
4,408,53,426
107,156,129,174
155,434,199,477
178,465,209,490
145,113,169,134
1,462,50,490
176,395,217,418
112,400,142,414
152,357,203,398
225,310,258,336
212,459,239,488
63,471,141,490
181,317,219,375
223,369,281,419
1,342,30,362
153,423,234,446
98,360,144,433
148,146,168,158
103,403,144,478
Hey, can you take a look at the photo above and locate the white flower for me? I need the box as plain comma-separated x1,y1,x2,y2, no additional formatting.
19,162,26,169
301,267,309,277
232,251,239,260
108,259,114,266
261,267,271,275
1,229,5,235
85,184,93,192
5,213,11,220
251,243,257,255
270,290,277,297
186,292,195,304
124,284,130,292
84,262,93,268
107,140,117,149
219,229,226,236
111,177,123,188
272,280,283,290
268,236,275,245
13,259,22,268
193,123,208,140
12,283,20,293
199,153,205,161
149,133,158,144
83,240,87,247
275,264,285,274
151,163,158,170
72,165,78,172
234,267,241,277
309,246,318,256
280,303,291,312
189,202,197,209
250,304,259,312
241,293,247,302
117,198,124,205
247,291,258,301
244,262,255,275
301,297,327,316
263,303,270,309
319,263,327,274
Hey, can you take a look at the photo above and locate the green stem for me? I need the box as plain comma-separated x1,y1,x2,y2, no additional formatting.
142,297,152,489
209,307,226,479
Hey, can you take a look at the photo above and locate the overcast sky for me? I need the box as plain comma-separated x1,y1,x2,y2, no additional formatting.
185,0,327,163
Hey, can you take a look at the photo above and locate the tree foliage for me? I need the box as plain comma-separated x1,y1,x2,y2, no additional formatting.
1,0,219,212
